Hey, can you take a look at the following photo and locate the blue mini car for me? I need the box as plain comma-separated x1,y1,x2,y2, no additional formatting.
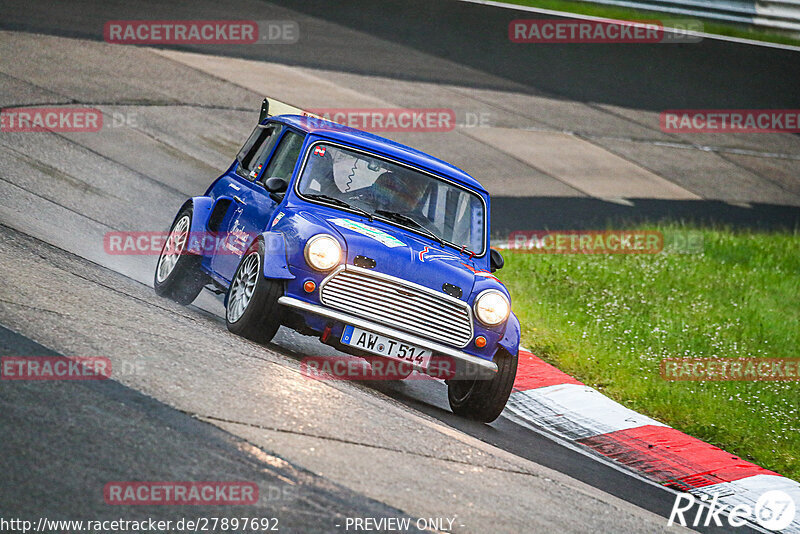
154,99,519,422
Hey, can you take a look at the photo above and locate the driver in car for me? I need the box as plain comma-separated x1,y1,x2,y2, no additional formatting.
304,147,428,217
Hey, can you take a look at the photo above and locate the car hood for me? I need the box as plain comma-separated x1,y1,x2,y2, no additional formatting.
321,214,486,299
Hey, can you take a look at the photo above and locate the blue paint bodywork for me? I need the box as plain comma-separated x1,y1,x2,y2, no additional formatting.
176,114,520,362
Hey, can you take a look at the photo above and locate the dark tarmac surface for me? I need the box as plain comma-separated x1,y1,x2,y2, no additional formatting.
0,326,412,533
0,0,795,532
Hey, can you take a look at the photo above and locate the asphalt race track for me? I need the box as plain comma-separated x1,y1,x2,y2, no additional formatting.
0,324,414,532
0,0,797,532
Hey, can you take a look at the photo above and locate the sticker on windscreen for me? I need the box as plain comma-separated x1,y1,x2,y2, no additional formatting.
329,218,405,248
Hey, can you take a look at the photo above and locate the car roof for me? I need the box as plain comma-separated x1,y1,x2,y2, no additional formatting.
270,115,487,194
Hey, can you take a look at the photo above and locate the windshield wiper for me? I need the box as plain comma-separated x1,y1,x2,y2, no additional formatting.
305,194,373,221
373,209,446,247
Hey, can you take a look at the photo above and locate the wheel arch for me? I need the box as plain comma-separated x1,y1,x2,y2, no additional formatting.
174,196,214,255
497,312,521,357
257,231,295,280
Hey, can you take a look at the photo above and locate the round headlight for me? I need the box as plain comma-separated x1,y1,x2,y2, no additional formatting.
304,234,342,271
474,290,510,326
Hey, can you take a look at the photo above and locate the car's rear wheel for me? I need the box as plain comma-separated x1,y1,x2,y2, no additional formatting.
225,240,283,344
447,348,518,423
154,206,207,305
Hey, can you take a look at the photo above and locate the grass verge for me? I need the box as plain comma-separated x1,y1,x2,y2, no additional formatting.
500,225,799,480
498,0,800,48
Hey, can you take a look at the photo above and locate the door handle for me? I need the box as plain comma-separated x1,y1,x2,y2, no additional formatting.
233,195,244,204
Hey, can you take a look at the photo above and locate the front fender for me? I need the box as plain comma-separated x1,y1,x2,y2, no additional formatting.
260,231,295,280
179,196,215,255
497,312,521,357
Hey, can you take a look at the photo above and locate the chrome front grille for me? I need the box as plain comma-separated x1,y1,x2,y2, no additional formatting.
319,266,473,348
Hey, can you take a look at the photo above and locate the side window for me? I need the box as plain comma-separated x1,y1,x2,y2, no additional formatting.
236,124,282,180
261,131,306,183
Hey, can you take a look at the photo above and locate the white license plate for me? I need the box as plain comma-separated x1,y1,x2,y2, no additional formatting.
341,325,431,368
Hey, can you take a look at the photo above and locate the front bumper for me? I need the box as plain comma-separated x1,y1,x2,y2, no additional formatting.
278,296,498,379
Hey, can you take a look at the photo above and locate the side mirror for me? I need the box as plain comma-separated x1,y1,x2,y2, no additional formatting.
490,249,504,272
258,98,269,124
265,177,288,193
264,176,288,203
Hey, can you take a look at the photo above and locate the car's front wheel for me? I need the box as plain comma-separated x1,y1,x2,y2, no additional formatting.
154,206,208,305
447,348,518,423
225,240,283,344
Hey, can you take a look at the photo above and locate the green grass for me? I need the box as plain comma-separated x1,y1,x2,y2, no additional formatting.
499,226,800,480
502,0,800,48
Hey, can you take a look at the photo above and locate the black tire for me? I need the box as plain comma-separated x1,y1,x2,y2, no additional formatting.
447,348,518,423
225,240,283,344
153,205,208,305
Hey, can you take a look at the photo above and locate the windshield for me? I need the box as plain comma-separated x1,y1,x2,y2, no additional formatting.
297,143,486,254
